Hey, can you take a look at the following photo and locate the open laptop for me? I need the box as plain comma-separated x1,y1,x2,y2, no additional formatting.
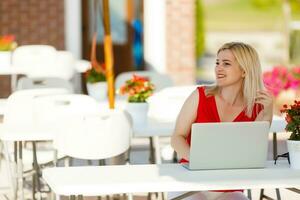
182,121,270,170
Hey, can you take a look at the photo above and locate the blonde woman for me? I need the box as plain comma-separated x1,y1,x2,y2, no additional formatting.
171,42,273,200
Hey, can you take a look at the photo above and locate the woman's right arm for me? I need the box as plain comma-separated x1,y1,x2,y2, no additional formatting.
171,89,199,161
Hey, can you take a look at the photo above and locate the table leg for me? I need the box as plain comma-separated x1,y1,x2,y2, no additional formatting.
4,142,17,200
149,137,155,164
17,141,24,200
276,188,281,200
287,188,300,194
273,132,277,160
169,191,199,200
247,189,252,200
32,141,43,200
153,136,161,164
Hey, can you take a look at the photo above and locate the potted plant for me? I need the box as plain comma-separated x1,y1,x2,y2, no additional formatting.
0,34,17,68
281,100,300,169
85,63,107,101
118,74,155,125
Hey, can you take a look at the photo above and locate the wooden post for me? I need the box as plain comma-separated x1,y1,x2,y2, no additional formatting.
102,0,115,109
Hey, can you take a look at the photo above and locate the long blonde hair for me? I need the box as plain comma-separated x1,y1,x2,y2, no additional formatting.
206,42,263,117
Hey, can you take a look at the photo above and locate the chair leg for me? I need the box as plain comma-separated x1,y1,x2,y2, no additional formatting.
87,160,93,165
259,189,264,200
69,195,76,200
259,188,278,200
32,173,36,200
32,142,42,192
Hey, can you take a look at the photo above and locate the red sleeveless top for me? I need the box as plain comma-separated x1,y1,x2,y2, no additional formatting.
180,86,263,192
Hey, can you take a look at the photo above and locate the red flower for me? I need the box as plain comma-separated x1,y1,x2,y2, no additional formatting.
281,100,300,140
285,114,292,123
0,34,17,51
118,74,155,102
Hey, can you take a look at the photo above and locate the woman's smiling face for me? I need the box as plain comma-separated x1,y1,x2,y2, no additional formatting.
215,49,245,87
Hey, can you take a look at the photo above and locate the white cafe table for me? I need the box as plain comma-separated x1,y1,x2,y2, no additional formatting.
0,67,26,91
0,124,54,200
0,96,288,199
98,98,287,164
43,161,300,199
0,67,26,114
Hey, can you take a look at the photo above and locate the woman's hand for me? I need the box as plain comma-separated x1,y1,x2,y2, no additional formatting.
255,90,273,124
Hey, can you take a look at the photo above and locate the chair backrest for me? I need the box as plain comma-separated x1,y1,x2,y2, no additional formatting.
147,86,197,122
17,77,74,93
115,71,173,93
56,51,76,80
3,88,69,132
33,94,102,149
12,45,75,80
55,109,132,160
34,94,100,122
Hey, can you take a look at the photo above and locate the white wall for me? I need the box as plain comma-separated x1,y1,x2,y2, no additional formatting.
144,0,166,73
64,0,82,59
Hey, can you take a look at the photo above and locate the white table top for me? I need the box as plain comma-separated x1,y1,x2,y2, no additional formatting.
99,99,287,137
43,161,300,196
0,124,54,141
0,115,286,142
0,94,287,141
0,67,26,75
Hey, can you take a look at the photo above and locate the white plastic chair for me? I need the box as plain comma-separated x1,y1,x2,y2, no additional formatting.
34,94,132,161
44,108,132,199
1,88,70,199
16,77,74,93
12,45,75,80
55,109,132,160
147,86,197,123
115,70,174,93
32,94,101,153
115,71,174,164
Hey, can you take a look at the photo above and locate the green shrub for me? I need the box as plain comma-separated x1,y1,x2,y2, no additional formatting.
86,68,106,83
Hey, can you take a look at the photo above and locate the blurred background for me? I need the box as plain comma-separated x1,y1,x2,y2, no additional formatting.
0,0,299,93
1,1,300,199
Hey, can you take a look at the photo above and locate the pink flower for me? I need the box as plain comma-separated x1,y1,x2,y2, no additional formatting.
263,66,300,96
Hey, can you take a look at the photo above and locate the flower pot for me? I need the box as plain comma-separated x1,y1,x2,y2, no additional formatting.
287,140,300,169
125,102,149,125
0,51,12,68
86,82,107,101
